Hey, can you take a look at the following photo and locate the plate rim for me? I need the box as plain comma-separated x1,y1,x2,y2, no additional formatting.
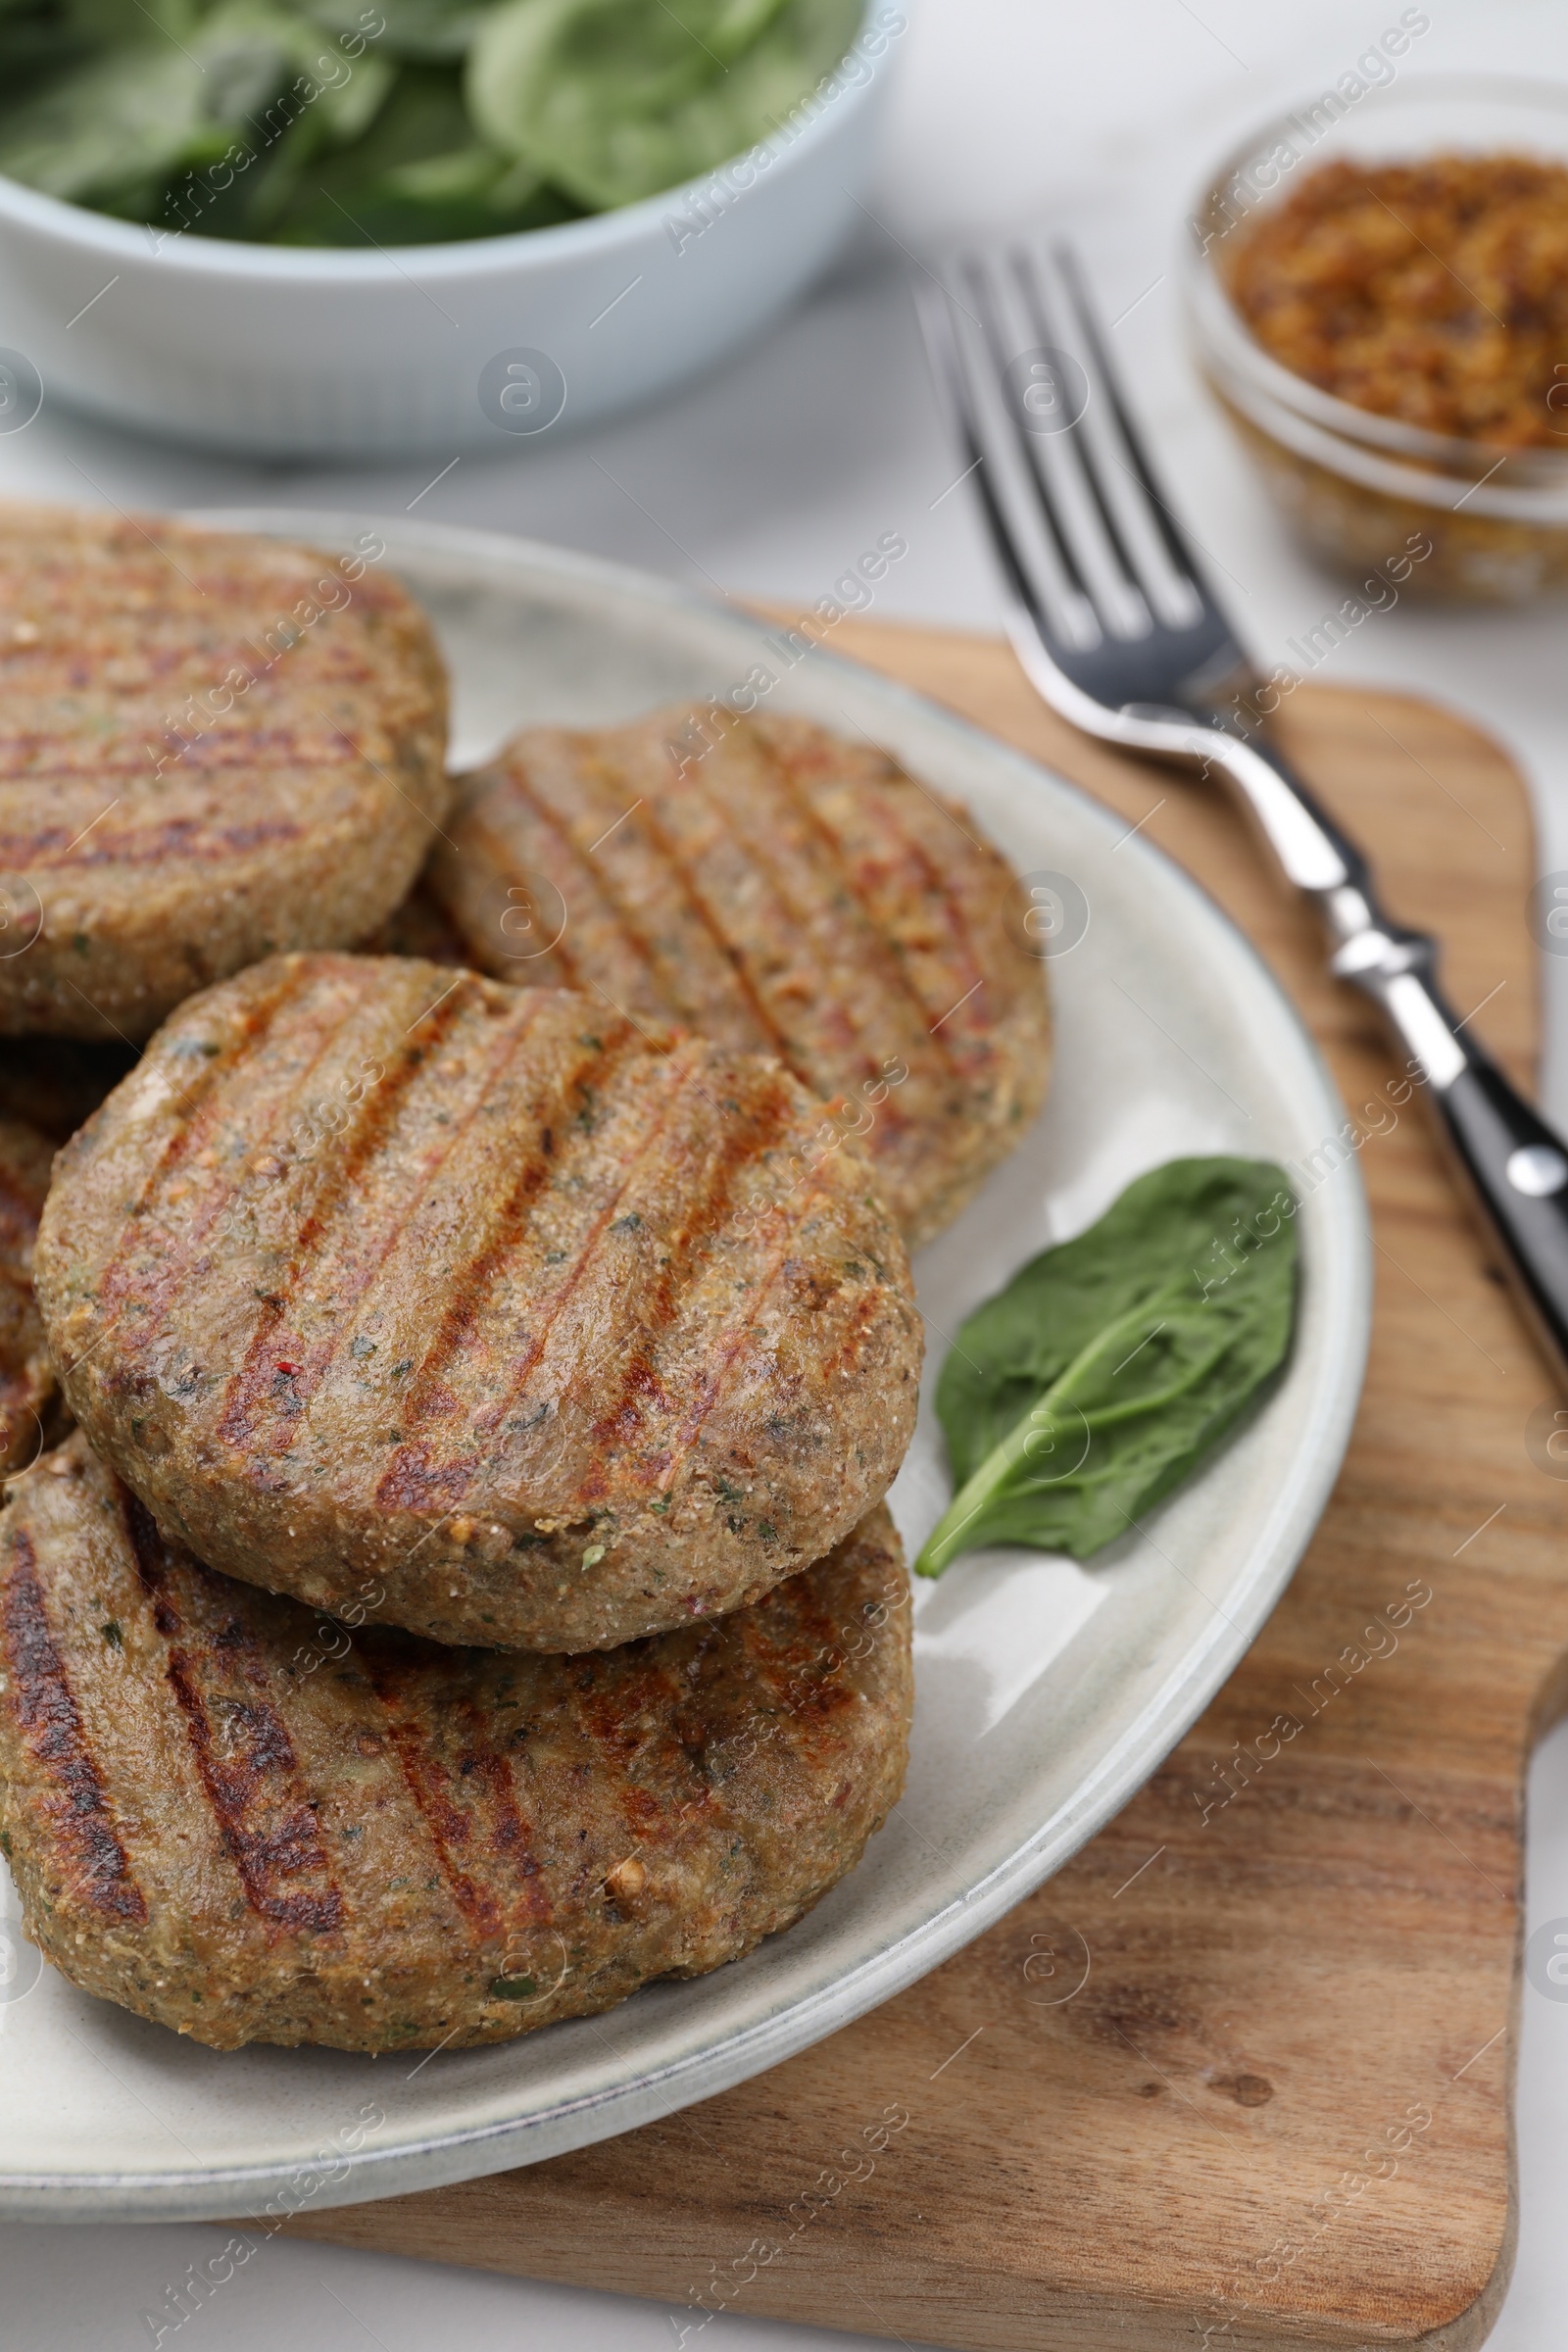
0,513,1372,2220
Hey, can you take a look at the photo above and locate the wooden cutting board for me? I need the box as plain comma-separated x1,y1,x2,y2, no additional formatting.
282,622,1560,2352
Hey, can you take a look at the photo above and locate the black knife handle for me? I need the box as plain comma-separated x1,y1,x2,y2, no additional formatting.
1431,1050,1568,1382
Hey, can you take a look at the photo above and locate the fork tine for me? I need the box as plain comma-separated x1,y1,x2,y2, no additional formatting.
913,272,1100,653
918,235,1253,726
1051,245,1213,618
961,251,1134,638
963,249,1170,649
912,275,1045,622
1006,245,1157,618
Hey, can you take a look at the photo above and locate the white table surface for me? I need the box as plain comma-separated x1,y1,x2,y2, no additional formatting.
3,1,1568,2342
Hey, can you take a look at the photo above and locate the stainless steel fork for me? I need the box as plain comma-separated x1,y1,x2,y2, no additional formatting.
917,242,1568,1389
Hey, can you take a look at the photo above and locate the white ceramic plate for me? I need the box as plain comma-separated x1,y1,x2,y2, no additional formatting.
0,516,1370,2222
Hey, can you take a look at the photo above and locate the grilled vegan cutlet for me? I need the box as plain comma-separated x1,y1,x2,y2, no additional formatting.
424,707,1053,1251
0,1436,912,2052
36,953,922,1651
0,504,450,1040
0,1115,58,1475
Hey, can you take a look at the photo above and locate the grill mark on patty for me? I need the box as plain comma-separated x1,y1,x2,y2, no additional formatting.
829,770,998,1078
391,1022,640,1444
667,742,911,1102
484,759,678,1022
824,1289,882,1380
122,1488,345,1934
364,1650,503,1942
495,755,741,1035
0,817,308,872
616,765,806,1072
663,1155,839,1480
466,799,587,991
574,1652,702,1864
762,737,979,1088
576,1068,798,1494
642,748,927,1177
0,730,369,768
120,1487,181,1638
0,1528,148,1924
738,1574,860,1776
0,718,374,771
467,1740,551,1921
376,1041,707,1513
525,730,793,1063
447,1695,553,1922
161,1664,346,1934
215,978,485,1453
88,958,323,1346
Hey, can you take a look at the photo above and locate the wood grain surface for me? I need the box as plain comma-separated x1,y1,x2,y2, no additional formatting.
281,624,1561,2352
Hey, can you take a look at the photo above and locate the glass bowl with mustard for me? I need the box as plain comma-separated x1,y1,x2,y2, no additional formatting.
1185,75,1568,601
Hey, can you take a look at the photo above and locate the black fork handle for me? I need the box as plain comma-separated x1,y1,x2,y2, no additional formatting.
1428,1045,1568,1384
1348,946,1568,1386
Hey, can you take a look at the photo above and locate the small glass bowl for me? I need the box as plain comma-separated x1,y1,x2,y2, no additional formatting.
1184,75,1568,602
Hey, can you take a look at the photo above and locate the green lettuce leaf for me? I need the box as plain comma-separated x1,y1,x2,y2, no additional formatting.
255,62,576,243
0,43,213,205
306,0,490,63
467,0,859,211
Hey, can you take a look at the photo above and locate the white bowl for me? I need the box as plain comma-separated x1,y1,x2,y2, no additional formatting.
0,2,898,460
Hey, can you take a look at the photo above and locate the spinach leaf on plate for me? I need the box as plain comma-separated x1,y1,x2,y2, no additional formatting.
915,1156,1299,1576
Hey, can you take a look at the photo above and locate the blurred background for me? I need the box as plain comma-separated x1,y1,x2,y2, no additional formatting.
3,0,1568,2342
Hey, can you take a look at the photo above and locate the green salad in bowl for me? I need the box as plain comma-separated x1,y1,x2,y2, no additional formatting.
0,0,862,246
